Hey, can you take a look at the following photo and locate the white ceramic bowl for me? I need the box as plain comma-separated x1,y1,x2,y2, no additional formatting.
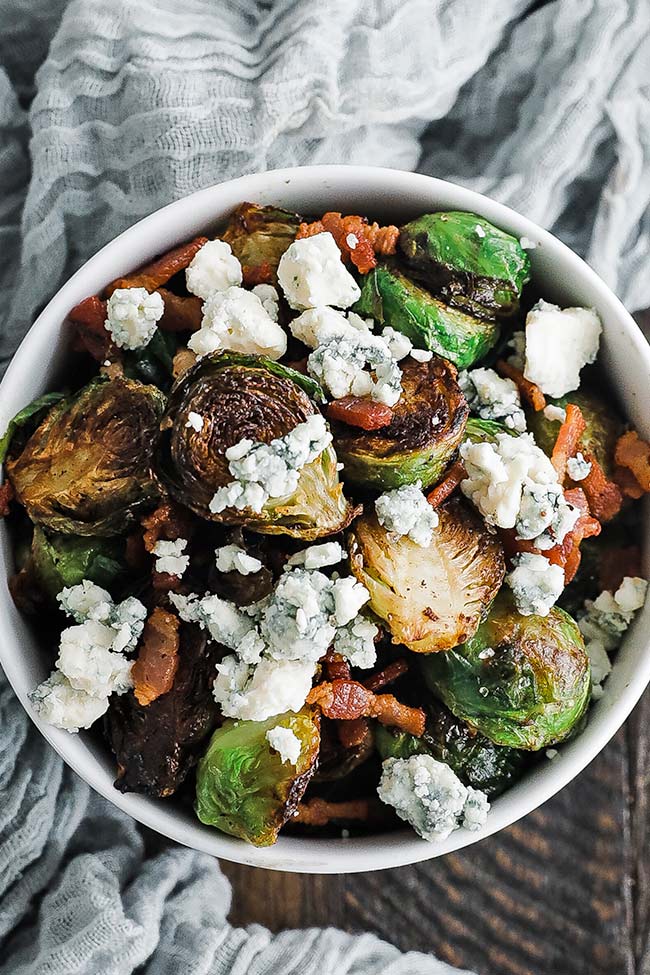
1,165,649,874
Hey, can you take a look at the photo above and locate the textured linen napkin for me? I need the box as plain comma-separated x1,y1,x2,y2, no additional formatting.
1,1,649,972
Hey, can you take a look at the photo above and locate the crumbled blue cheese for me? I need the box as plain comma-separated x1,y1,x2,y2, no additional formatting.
460,432,579,548
505,552,566,616
578,576,648,698
375,481,439,547
185,239,242,299
459,367,526,433
266,724,302,765
31,582,146,732
290,306,371,349
567,452,592,481
277,232,361,310
209,414,332,514
519,236,537,250
188,286,287,360
475,224,486,239
169,591,258,652
186,411,204,432
213,655,315,722
104,287,164,350
215,544,262,576
543,404,567,424
334,615,378,669
410,348,434,363
307,333,403,406
506,330,526,371
152,538,190,577
381,326,412,361
286,541,344,570
251,284,280,322
377,755,489,842
524,300,602,397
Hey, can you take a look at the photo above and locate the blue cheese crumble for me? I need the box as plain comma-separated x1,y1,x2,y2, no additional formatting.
578,576,648,698
377,755,489,842
524,300,602,398
152,538,190,577
286,541,344,570
185,239,242,299
186,411,204,432
567,452,592,481
251,283,280,322
375,481,439,547
215,544,262,575
188,285,287,360
104,287,164,350
290,306,371,349
307,333,403,406
277,232,361,310
459,367,526,433
505,552,566,616
266,725,302,765
209,414,332,515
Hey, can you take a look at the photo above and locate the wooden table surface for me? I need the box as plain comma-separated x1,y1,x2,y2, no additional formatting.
222,682,649,975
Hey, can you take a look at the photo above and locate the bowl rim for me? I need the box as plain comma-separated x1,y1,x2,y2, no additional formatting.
2,163,650,874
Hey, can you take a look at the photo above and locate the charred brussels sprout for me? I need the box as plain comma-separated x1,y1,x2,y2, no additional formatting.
399,211,531,320
348,497,505,653
375,702,528,798
527,389,623,477
421,592,590,750
195,708,320,846
155,351,356,540
221,202,301,283
7,376,164,536
355,265,500,369
331,356,468,490
28,526,126,598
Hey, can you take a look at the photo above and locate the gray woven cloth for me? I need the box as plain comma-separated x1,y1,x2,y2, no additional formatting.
1,1,649,971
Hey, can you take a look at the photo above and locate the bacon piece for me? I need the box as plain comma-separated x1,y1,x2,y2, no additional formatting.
157,290,202,332
142,501,196,553
68,295,114,362
614,465,645,500
0,481,14,518
307,679,425,737
324,651,352,682
427,461,467,508
242,262,274,287
615,430,650,493
496,359,546,411
363,659,409,692
579,450,622,522
292,797,376,826
551,404,587,480
326,396,393,430
132,607,180,706
337,717,371,750
105,236,209,296
296,212,399,274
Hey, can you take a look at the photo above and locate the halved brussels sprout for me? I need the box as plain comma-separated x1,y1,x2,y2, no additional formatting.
331,356,469,491
195,707,320,846
155,351,356,540
421,591,590,750
25,526,126,600
0,391,66,464
7,376,165,536
375,701,528,798
348,497,505,653
526,389,623,477
465,417,513,445
221,202,301,282
355,265,500,369
399,211,531,320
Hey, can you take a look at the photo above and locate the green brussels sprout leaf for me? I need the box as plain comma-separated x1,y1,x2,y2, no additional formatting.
123,328,179,391
0,391,66,464
221,202,301,283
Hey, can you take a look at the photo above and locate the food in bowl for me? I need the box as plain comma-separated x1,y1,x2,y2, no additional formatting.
1,201,648,849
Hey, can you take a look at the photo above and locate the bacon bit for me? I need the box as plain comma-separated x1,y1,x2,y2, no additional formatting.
296,212,399,274
551,404,587,479
242,262,274,287
337,717,371,750
307,679,425,737
496,359,546,411
579,450,622,522
151,571,182,593
157,290,202,332
105,236,209,296
68,295,114,362
599,545,642,593
368,224,400,256
132,607,180,706
615,430,650,493
0,481,14,518
68,295,107,331
614,465,645,500
427,461,467,508
362,659,409,692
326,396,393,431
142,501,196,553
292,797,375,826
324,651,352,682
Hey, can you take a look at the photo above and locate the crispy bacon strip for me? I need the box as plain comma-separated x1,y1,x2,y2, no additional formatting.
362,659,409,692
68,295,114,362
132,607,180,706
324,651,352,682
614,465,645,500
105,236,209,296
579,450,623,522
326,396,393,431
242,261,274,287
427,461,466,508
292,798,376,826
551,404,587,479
142,501,196,553
157,290,203,332
337,717,371,750
296,212,399,274
0,481,14,518
496,359,546,411
615,430,650,493
307,679,425,737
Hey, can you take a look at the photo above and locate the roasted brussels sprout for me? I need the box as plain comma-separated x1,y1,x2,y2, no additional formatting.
23,526,126,601
348,497,505,653
0,391,66,464
7,376,164,536
122,329,178,392
421,592,590,750
398,211,531,320
527,389,623,477
331,355,469,490
155,351,356,540
107,622,220,797
221,202,301,283
355,265,500,369
464,417,512,444
375,701,528,798
195,707,320,846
